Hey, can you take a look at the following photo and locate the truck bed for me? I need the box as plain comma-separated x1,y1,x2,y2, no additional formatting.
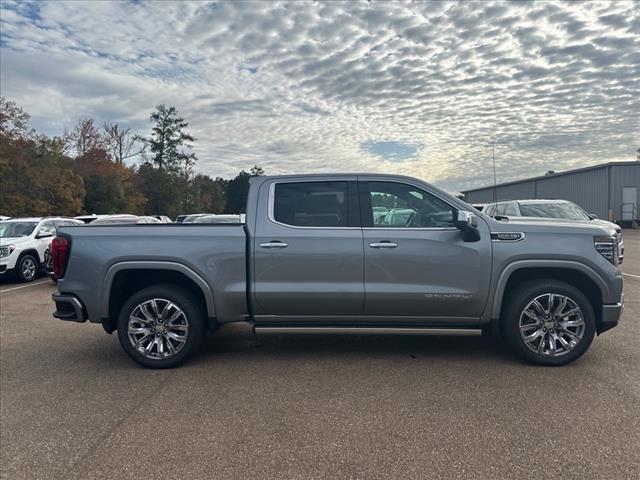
56,224,248,326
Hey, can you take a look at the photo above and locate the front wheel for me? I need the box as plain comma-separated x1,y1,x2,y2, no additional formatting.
17,254,39,282
117,285,206,368
502,280,596,366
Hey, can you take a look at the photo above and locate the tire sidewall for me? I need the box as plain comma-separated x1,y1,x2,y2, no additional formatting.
502,281,596,366
117,285,205,369
17,254,39,283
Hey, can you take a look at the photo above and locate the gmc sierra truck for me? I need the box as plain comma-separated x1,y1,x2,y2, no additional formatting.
51,174,624,368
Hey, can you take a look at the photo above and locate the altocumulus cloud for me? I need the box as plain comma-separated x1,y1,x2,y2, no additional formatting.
0,0,638,192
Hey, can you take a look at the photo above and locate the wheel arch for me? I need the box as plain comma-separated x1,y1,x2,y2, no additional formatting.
101,261,216,334
17,248,41,266
491,261,608,334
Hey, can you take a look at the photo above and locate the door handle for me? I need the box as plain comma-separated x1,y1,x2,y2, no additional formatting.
369,241,398,248
260,241,288,248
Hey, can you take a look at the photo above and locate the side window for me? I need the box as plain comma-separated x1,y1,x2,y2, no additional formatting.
504,202,518,216
484,204,495,216
367,182,456,228
273,182,348,227
495,203,508,216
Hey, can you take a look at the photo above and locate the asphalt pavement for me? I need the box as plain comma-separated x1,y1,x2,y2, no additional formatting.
1,232,639,480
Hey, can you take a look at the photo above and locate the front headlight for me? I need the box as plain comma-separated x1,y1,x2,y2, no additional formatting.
594,236,619,265
0,245,16,258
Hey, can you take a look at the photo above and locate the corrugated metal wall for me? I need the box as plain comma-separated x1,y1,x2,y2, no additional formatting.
463,163,640,221
536,167,608,218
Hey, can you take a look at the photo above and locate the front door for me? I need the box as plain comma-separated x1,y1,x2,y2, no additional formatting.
360,180,491,321
252,180,364,319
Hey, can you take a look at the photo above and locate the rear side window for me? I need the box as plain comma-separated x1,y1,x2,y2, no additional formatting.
273,182,349,227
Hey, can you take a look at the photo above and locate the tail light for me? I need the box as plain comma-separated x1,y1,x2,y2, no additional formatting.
51,236,70,279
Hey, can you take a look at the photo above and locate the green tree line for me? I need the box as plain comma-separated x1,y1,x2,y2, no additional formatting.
0,98,263,218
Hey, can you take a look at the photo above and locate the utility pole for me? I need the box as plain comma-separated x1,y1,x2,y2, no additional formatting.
492,142,497,203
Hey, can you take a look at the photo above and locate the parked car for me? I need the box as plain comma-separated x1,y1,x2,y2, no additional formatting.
175,215,188,223
484,199,624,262
471,203,486,212
180,213,209,223
52,174,623,369
74,214,107,224
152,215,173,223
1,217,82,282
89,215,162,225
192,214,244,224
0,216,10,222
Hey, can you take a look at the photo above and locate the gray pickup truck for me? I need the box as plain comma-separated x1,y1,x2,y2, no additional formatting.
51,174,624,368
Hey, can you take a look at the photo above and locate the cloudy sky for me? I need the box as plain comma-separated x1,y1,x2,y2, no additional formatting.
1,0,638,192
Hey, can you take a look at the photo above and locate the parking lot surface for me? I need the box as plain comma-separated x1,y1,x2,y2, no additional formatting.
1,232,639,480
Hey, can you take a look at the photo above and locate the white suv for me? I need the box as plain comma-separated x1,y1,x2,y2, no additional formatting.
483,199,625,262
0,217,82,282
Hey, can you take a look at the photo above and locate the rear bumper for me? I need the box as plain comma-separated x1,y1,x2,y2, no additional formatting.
599,293,624,334
52,293,87,322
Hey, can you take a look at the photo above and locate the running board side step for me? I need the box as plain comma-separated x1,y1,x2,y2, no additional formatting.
253,326,482,336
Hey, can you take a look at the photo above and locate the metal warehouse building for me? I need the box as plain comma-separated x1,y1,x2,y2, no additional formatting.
462,161,640,224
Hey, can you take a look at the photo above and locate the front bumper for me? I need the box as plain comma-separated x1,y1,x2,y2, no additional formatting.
0,256,17,274
599,293,624,334
52,293,87,322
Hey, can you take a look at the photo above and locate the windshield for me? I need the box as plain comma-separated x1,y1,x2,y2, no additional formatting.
0,222,38,238
518,202,590,220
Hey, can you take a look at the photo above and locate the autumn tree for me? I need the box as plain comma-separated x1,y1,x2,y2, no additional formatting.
103,121,144,165
135,163,183,218
187,174,225,213
0,114,85,217
66,117,104,158
74,148,145,214
0,97,32,139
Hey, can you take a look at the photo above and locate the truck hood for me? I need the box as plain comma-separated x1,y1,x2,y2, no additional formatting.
0,236,32,247
487,216,617,237
495,215,621,233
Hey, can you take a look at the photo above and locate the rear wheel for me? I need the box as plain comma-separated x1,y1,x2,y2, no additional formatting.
502,280,596,366
17,254,39,282
117,285,206,368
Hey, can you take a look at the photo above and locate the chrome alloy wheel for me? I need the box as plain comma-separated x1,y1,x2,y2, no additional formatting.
127,299,189,360
21,257,37,280
519,293,585,357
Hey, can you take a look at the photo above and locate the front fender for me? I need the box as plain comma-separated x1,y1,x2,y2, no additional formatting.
490,259,613,320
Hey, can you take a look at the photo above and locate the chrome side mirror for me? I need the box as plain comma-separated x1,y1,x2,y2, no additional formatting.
455,210,480,242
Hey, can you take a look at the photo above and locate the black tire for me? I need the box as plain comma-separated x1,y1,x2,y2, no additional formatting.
117,284,206,369
502,280,596,366
16,254,39,283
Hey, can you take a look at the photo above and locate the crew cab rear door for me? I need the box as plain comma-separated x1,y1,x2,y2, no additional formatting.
359,179,492,321
252,179,364,319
